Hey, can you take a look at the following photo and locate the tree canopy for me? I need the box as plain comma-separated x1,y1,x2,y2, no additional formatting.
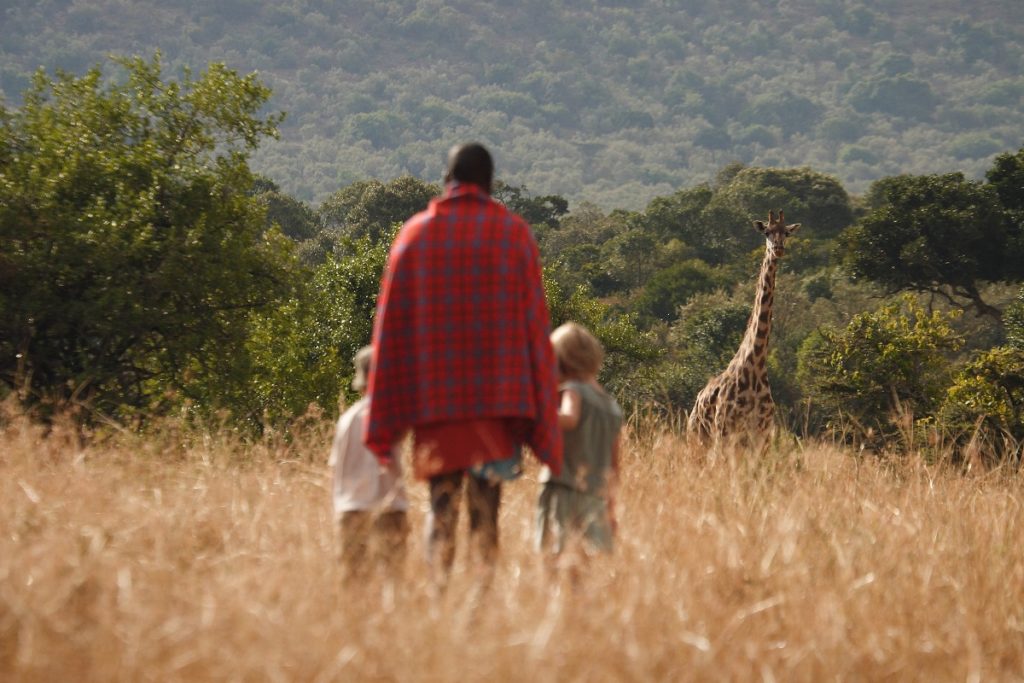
838,171,1020,320
0,55,293,420
2,1,1022,209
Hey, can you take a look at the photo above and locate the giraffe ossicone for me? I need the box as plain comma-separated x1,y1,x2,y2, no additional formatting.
686,209,801,450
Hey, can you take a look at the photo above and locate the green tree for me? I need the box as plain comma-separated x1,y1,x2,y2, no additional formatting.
250,177,318,241
797,295,964,443
693,126,732,151
0,54,293,421
702,166,854,256
848,75,937,120
659,291,751,410
634,259,724,323
838,173,1015,320
986,146,1024,235
346,109,409,148
947,132,1003,161
740,90,823,138
246,229,394,425
1007,286,1024,350
492,181,569,236
939,347,1024,459
610,225,658,288
319,176,439,244
641,184,715,250
540,202,626,296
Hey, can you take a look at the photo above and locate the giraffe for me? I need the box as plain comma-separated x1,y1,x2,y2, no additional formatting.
687,209,800,449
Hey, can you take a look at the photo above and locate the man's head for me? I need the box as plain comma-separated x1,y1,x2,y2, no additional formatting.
445,142,494,193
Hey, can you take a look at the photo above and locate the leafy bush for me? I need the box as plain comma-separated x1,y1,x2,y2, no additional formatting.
939,347,1024,460
661,291,751,410
797,295,964,444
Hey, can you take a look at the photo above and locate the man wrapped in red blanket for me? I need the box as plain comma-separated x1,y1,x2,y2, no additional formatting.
366,142,562,588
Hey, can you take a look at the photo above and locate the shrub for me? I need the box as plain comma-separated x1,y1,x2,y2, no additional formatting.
797,295,964,446
939,347,1024,461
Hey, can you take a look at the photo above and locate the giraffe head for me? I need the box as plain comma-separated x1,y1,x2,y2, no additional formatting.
753,209,800,255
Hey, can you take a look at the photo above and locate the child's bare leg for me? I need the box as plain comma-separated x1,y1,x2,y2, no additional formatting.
338,510,372,585
374,510,409,582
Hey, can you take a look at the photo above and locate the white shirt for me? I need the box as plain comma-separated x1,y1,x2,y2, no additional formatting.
329,397,408,515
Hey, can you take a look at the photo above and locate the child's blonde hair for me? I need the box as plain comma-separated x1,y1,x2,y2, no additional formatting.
551,322,604,380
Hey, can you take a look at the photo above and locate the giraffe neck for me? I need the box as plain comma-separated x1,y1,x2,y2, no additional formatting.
736,241,780,371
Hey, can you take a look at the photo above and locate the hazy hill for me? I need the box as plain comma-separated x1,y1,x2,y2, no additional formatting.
2,0,1022,208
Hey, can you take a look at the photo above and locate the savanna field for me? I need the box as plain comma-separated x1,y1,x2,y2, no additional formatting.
3,404,1023,682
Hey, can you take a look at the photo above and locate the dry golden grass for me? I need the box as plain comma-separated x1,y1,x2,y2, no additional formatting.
2,406,1024,682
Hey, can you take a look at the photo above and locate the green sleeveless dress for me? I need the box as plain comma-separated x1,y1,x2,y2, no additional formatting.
536,380,623,553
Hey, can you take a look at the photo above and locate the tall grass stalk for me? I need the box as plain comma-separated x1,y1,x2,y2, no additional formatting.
2,405,1023,681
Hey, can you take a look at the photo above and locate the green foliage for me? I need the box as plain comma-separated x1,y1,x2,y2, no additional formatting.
703,166,854,251
634,259,725,323
976,79,1024,107
256,186,318,241
0,54,293,421
4,2,1022,208
347,110,409,149
540,203,629,296
986,146,1024,232
797,295,964,442
939,347,1024,456
694,127,732,151
246,229,394,425
816,112,868,143
493,181,569,243
1006,286,1024,350
320,176,439,243
847,75,937,120
639,184,715,254
838,144,881,165
607,224,658,288
947,132,1004,161
740,90,823,138
951,19,1009,65
645,291,752,411
732,124,777,148
838,172,1014,319
674,294,750,371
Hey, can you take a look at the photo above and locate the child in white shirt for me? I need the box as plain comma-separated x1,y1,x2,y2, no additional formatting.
329,346,409,583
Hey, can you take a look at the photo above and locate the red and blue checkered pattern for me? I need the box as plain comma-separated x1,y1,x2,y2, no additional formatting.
365,182,563,473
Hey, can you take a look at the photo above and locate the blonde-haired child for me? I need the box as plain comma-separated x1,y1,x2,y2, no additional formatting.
537,322,623,562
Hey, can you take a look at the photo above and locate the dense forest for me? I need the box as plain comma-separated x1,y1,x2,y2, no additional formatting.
2,3,1024,461
1,0,1023,209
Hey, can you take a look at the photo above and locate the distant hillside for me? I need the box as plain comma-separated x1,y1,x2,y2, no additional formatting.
2,0,1022,208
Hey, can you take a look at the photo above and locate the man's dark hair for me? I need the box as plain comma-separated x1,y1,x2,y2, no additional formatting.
445,142,494,192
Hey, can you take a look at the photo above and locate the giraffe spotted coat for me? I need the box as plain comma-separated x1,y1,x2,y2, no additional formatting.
687,210,800,448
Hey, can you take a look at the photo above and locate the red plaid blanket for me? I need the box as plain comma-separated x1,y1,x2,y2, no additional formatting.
365,182,562,474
